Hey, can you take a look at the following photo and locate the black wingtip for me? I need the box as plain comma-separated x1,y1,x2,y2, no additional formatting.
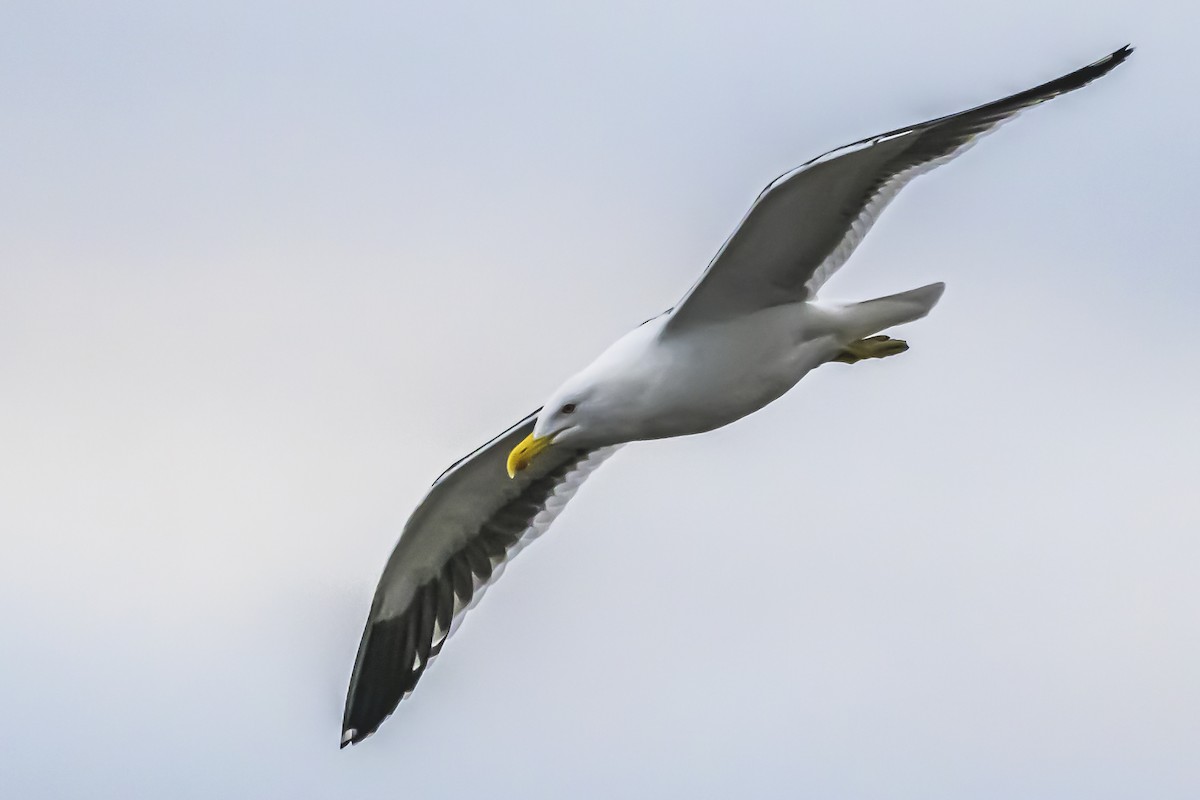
1106,44,1135,68
989,43,1135,116
1095,44,1134,77
1066,44,1134,88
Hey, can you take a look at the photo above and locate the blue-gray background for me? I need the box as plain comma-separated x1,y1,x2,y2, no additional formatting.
2,2,1196,798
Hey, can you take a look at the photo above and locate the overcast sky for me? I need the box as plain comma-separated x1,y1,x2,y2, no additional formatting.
2,1,1197,798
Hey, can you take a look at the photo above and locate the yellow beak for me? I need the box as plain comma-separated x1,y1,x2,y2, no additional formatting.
506,432,554,478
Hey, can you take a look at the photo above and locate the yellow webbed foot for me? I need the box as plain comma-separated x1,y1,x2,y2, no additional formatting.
832,335,909,364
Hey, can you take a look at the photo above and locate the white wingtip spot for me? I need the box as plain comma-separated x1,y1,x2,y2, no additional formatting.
341,728,357,747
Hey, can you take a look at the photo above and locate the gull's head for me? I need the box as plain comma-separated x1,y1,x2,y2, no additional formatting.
506,382,598,478
506,320,662,478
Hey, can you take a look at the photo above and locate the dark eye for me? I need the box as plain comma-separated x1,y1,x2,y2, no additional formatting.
560,403,576,414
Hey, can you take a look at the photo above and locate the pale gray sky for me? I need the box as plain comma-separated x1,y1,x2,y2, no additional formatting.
2,2,1197,798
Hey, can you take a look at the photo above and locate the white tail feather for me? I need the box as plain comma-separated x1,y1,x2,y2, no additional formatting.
838,282,945,339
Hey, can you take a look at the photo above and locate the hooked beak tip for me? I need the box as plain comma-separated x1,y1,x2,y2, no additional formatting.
506,432,552,479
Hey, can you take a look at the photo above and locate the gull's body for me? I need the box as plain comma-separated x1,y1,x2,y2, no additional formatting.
340,47,1132,747
543,288,943,445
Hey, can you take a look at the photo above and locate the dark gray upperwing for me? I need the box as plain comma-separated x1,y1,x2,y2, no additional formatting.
342,410,619,747
665,45,1132,332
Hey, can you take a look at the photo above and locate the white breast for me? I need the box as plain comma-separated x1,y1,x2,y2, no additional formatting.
596,303,840,442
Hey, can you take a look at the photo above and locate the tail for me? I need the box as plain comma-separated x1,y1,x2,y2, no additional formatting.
839,282,945,339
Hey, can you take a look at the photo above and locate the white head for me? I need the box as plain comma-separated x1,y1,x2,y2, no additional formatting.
505,317,662,477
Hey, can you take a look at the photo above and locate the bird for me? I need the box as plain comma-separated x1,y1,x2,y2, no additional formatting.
340,45,1132,747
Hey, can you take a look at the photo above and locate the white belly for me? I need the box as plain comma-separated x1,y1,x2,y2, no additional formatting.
625,302,842,440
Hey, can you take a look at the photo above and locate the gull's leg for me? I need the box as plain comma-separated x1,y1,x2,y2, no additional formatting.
831,335,909,364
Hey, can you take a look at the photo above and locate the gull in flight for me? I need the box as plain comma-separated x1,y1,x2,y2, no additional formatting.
341,46,1132,747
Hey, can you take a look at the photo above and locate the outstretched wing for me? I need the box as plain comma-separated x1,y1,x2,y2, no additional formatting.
342,410,619,747
665,45,1132,332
